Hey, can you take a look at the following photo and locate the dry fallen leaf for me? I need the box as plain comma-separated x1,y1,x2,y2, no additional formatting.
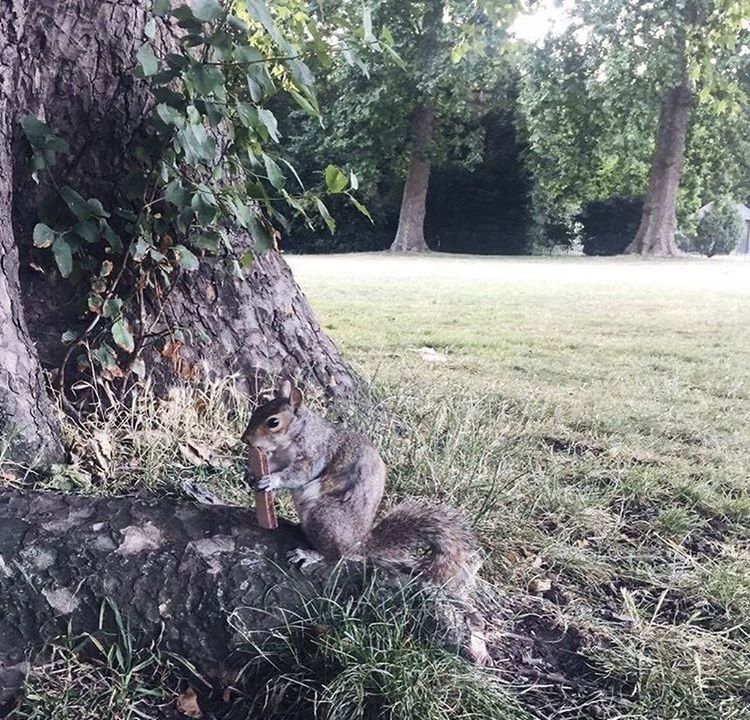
179,442,212,466
162,338,182,360
529,578,553,595
409,346,448,363
176,687,202,718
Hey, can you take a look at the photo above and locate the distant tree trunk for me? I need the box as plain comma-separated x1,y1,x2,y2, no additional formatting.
626,76,692,256
1,0,361,465
390,105,435,253
0,4,63,466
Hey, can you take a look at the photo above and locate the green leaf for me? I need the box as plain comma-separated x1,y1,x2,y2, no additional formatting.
103,223,123,252
172,5,200,28
230,201,273,252
228,197,258,229
193,0,222,21
165,179,190,207
227,14,249,32
103,297,123,319
280,158,305,190
131,357,146,378
235,102,258,130
52,237,74,277
177,121,216,163
263,154,285,189
324,164,348,194
234,45,264,64
190,231,220,252
191,188,217,224
21,115,68,170
136,43,159,77
239,250,254,268
257,108,279,142
149,246,167,263
87,198,110,218
289,89,319,117
132,237,150,262
363,5,378,46
348,194,373,222
92,343,118,370
75,219,100,244
174,244,200,271
21,115,52,144
185,64,225,96
315,198,335,233
157,103,185,127
112,318,135,353
153,0,171,16
60,186,93,220
32,223,56,248
245,0,277,36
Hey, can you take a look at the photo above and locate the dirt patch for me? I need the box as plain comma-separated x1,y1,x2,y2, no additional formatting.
486,602,632,719
542,436,604,457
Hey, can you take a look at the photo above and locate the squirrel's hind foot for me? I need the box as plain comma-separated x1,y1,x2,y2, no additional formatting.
287,547,324,570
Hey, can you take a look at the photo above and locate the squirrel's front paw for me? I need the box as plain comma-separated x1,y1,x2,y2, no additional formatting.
256,473,282,491
287,547,324,570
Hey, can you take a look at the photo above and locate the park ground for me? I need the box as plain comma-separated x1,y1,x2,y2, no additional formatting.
11,253,750,719
290,253,750,719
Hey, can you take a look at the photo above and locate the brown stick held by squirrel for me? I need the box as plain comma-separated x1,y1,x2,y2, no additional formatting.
245,447,278,530
241,380,480,593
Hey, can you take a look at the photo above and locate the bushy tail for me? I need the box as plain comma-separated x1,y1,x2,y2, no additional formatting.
364,499,479,592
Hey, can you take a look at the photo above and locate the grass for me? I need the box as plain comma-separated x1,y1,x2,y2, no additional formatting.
6,253,750,719
8,603,180,720
230,570,528,720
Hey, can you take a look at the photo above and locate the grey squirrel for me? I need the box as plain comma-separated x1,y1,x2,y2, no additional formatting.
241,381,480,593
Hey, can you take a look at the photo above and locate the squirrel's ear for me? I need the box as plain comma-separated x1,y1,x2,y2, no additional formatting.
289,386,304,412
277,378,292,400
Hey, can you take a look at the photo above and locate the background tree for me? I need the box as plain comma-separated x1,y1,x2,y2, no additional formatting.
692,198,744,256
520,0,750,256
282,0,523,253
0,0,381,466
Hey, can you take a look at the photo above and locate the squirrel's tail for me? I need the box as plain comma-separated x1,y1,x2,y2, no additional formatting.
365,499,480,593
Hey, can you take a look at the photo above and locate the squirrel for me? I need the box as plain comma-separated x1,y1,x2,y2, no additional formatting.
241,380,480,593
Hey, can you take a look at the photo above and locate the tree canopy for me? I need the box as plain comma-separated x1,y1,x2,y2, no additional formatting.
519,0,750,250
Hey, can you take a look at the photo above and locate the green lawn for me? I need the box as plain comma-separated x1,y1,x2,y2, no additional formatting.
287,253,750,719
11,253,750,719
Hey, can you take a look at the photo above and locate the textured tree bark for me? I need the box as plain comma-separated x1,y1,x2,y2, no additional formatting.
626,80,692,256
0,1,64,466
0,489,483,711
0,0,360,458
390,105,435,253
0,488,312,706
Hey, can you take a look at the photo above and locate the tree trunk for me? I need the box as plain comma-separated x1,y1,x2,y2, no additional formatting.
0,0,361,465
0,489,307,704
390,105,435,253
389,1,444,254
0,3,63,466
625,81,692,256
0,489,480,709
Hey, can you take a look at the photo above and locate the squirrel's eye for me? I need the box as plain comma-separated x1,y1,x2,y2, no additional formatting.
266,417,280,429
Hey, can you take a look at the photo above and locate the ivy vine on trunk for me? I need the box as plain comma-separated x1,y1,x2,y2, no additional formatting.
1,0,387,464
